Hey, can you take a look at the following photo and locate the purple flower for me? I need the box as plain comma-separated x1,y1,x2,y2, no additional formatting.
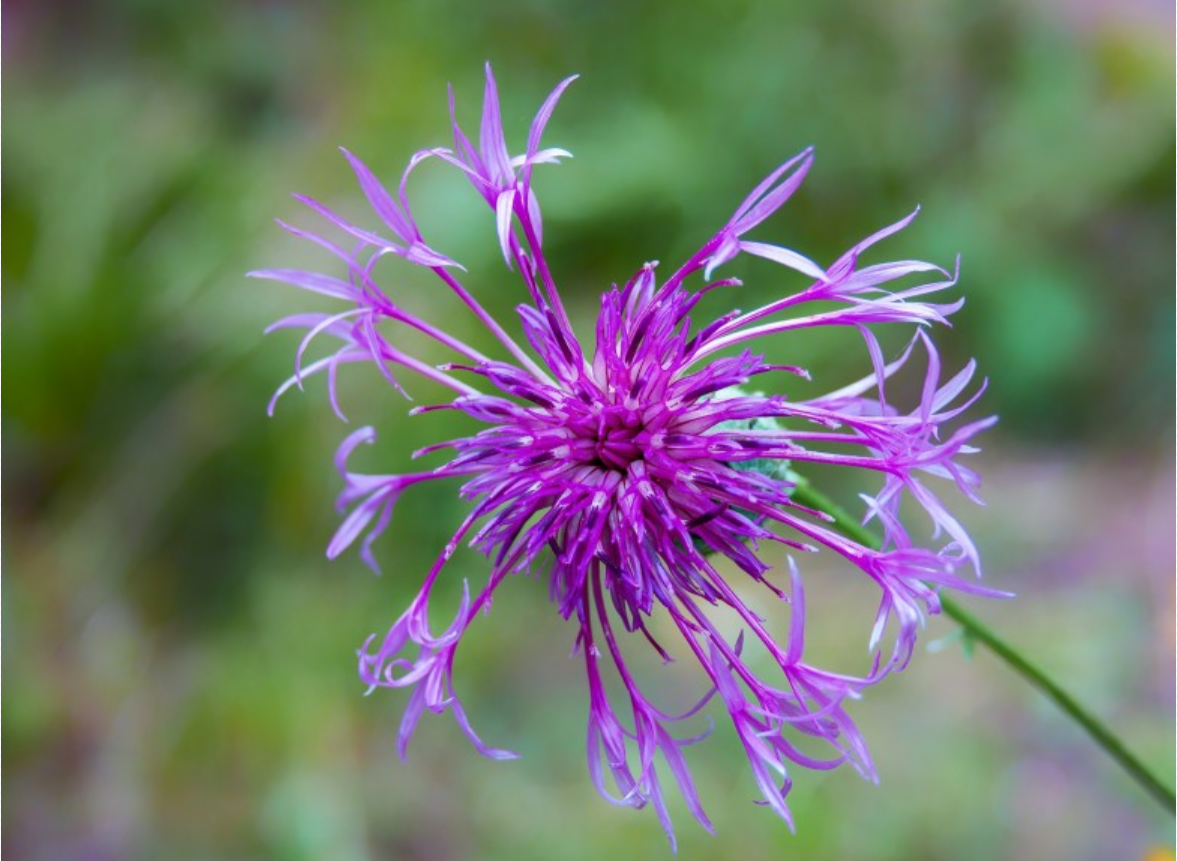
254,64,1002,845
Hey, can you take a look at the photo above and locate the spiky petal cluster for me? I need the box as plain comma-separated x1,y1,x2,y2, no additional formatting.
254,65,1001,845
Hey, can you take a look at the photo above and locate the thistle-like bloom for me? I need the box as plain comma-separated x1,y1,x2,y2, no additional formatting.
254,65,1001,845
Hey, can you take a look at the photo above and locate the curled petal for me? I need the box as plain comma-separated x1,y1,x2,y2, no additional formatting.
496,188,517,268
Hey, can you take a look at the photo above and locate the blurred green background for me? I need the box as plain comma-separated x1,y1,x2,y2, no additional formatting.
4,0,1174,859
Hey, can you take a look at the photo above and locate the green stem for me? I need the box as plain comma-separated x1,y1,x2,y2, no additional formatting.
789,476,1176,815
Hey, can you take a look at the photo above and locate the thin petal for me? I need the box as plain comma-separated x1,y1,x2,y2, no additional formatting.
479,63,513,185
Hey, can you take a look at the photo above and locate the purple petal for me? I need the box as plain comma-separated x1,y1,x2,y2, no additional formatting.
340,147,414,241
479,63,513,186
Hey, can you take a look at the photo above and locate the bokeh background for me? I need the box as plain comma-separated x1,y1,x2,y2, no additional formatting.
4,1,1174,859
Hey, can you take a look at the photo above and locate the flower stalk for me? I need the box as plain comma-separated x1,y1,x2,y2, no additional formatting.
789,475,1177,815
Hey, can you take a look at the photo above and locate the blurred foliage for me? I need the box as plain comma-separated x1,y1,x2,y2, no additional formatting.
3,0,1173,859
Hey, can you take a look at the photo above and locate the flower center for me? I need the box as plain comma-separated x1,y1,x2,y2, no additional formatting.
591,406,644,472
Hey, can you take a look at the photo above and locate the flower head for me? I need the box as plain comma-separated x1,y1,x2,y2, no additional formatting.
254,64,1001,845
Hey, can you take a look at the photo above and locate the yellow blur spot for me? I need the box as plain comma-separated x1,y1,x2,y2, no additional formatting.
1142,849,1175,861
